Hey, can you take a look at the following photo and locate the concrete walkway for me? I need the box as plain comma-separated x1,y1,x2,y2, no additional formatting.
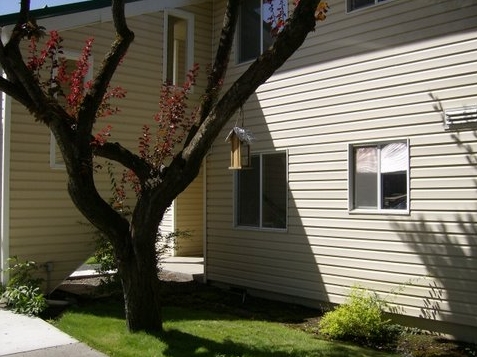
70,256,204,281
0,310,107,356
0,256,204,357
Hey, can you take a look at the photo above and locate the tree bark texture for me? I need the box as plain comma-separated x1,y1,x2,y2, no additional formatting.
117,229,162,332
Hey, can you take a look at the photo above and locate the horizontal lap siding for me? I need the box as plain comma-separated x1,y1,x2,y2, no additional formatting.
175,166,204,256
168,2,211,257
9,104,95,288
206,0,477,338
8,3,211,290
159,2,212,257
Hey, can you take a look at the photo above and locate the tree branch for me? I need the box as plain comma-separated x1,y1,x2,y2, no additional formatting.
182,0,321,165
0,0,54,121
77,0,134,141
0,76,34,109
59,1,135,252
67,171,131,251
93,141,153,182
9,0,30,45
160,0,321,206
183,0,240,147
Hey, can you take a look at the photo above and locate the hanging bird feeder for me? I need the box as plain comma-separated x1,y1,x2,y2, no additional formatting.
225,126,254,169
226,106,255,169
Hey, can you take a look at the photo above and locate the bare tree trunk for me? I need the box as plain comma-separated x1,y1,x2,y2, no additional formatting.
115,193,166,332
118,235,162,332
68,167,165,331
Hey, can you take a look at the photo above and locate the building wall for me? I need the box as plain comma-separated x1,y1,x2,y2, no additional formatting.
5,1,211,290
175,165,204,256
206,0,477,342
160,165,205,258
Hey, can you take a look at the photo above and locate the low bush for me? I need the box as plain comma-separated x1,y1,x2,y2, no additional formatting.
1,257,47,316
318,286,402,348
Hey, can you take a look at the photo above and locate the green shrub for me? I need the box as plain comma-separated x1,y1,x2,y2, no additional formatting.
89,222,190,293
2,285,48,315
318,286,401,347
1,257,47,316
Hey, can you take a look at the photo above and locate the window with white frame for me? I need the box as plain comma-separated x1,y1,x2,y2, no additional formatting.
349,141,409,212
347,0,389,12
163,10,194,85
237,0,288,63
236,151,287,229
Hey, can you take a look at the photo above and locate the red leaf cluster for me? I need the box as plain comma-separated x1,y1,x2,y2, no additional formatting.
27,30,63,89
150,63,200,168
27,31,127,146
91,124,113,147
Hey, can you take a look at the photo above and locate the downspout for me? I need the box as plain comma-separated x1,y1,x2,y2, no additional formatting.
1,25,13,286
201,0,216,283
202,157,208,283
0,73,11,286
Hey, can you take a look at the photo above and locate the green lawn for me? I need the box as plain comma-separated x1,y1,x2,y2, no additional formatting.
55,300,399,357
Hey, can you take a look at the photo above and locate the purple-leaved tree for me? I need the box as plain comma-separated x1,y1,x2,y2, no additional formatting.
0,0,328,332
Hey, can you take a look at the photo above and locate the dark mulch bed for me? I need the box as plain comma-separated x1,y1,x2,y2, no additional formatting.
44,273,477,357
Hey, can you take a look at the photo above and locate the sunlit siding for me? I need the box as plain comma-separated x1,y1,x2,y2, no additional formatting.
8,103,95,290
175,165,204,256
159,203,175,257
206,0,477,341
7,2,211,290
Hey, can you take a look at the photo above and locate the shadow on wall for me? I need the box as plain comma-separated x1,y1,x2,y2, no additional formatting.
207,92,329,311
391,129,477,341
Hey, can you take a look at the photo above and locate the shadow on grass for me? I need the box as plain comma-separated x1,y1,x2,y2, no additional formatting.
63,281,321,324
157,307,388,357
57,295,393,357
157,328,366,357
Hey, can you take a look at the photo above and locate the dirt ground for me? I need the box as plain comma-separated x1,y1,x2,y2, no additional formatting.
49,273,477,357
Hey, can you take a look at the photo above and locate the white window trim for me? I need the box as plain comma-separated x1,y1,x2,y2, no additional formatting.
50,50,93,170
235,0,288,64
234,150,288,231
346,0,392,13
348,139,410,215
162,9,195,85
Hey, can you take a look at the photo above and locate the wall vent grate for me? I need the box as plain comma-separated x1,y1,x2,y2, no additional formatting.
444,106,477,130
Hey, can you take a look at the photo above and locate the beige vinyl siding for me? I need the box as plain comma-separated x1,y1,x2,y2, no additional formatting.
158,202,175,257
8,103,94,289
159,166,204,257
206,0,477,341
7,2,211,290
161,204,175,235
175,165,204,256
